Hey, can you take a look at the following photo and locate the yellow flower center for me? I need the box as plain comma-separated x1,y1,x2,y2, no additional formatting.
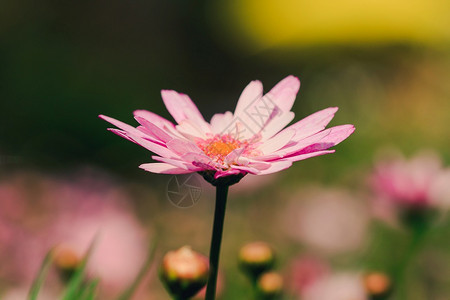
197,134,248,163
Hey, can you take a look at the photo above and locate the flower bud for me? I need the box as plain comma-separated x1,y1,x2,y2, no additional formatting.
364,272,392,300
239,241,275,281
257,271,284,299
53,246,80,282
160,246,209,299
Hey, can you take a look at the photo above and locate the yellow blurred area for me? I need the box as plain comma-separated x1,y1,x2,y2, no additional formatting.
220,0,450,50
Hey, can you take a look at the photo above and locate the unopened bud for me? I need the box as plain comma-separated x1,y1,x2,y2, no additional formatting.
239,241,275,281
53,246,80,281
257,271,284,299
160,246,209,299
364,272,392,300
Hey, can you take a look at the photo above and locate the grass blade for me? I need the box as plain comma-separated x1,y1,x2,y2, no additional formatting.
61,237,97,300
28,249,54,300
79,279,100,300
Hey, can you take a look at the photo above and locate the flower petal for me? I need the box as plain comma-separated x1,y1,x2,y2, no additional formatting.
258,160,293,175
284,150,336,162
210,111,234,134
99,115,141,135
265,75,300,113
152,156,202,171
224,148,247,164
107,128,136,143
234,80,264,117
166,139,203,157
259,111,295,141
289,125,355,155
135,116,174,143
257,128,295,154
176,119,208,139
214,169,243,179
133,110,175,128
182,153,221,170
161,90,211,133
232,76,299,141
237,158,272,171
269,124,355,159
126,132,179,158
134,109,183,138
289,107,339,141
101,114,161,144
224,150,272,171
139,163,193,174
230,165,261,174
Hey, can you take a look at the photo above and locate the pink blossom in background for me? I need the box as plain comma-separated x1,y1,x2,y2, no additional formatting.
0,174,56,284
0,182,27,222
287,255,329,294
45,173,150,294
281,188,369,255
100,75,354,180
301,272,367,300
371,150,449,208
429,170,450,210
0,171,151,297
51,208,148,292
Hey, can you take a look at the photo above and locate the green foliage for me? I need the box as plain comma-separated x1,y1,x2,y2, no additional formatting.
28,249,54,300
61,239,97,300
27,239,156,300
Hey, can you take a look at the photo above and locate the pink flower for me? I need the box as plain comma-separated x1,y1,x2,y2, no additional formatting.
301,272,367,300
281,188,369,255
100,76,354,182
0,174,55,284
0,171,150,295
287,255,329,294
51,209,148,292
45,175,149,293
371,151,448,208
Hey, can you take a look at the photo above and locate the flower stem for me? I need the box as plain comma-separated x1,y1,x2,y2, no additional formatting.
205,184,229,300
396,220,430,299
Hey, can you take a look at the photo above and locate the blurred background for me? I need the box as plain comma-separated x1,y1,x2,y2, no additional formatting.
1,0,450,299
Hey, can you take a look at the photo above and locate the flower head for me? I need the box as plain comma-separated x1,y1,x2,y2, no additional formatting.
281,188,369,255
160,246,209,299
287,255,329,294
100,76,354,185
257,271,284,299
302,272,367,300
371,151,445,208
239,241,275,280
370,150,450,230
363,272,392,299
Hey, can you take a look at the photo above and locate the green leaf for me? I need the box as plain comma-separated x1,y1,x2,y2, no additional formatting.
61,237,98,300
79,279,100,300
28,249,54,300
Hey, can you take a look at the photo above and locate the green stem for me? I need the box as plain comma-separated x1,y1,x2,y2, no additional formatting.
396,224,429,299
205,184,229,300
251,279,259,300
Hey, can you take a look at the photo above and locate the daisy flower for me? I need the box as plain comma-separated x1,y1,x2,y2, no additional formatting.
371,150,448,208
100,76,354,185
100,75,355,300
